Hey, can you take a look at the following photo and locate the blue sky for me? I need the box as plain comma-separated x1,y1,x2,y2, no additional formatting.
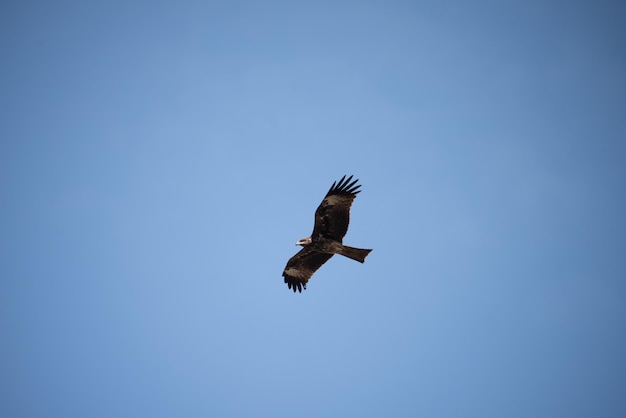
1,1,625,417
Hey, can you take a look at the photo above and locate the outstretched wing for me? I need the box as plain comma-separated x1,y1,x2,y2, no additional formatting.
312,175,361,242
282,248,334,293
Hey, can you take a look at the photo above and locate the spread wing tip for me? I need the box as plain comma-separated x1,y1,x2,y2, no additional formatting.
327,174,362,196
284,275,305,293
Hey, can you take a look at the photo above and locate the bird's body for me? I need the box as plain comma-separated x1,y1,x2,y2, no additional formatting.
282,175,372,292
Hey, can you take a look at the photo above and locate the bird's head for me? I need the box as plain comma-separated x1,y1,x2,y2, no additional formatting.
296,237,312,247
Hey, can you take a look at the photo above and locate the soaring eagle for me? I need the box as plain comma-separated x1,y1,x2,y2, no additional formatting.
282,175,372,293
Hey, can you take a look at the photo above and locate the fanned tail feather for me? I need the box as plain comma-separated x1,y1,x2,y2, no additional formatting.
340,246,372,263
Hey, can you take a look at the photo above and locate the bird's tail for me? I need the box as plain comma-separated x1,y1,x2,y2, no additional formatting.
340,245,372,263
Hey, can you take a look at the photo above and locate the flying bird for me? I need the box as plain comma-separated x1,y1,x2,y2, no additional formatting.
282,175,372,293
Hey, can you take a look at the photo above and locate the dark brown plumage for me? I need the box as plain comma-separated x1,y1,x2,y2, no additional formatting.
282,175,372,293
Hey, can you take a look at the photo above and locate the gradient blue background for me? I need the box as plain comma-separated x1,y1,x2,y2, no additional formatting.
2,1,625,417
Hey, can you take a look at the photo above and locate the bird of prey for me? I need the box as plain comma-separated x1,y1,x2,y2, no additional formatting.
282,175,372,293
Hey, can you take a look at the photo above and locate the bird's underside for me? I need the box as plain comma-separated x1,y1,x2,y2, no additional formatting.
282,175,372,293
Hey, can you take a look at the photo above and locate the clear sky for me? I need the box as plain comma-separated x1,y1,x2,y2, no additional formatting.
1,1,625,417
